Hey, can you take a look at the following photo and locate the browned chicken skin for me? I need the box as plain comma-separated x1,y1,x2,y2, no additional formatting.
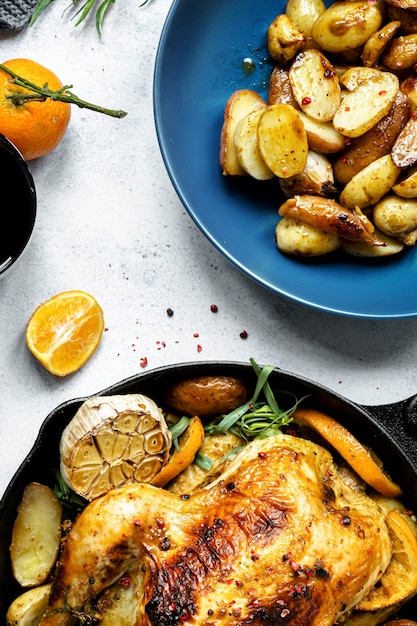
39,433,392,626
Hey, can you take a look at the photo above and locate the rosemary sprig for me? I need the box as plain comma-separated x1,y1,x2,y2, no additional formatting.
0,63,127,119
30,0,152,35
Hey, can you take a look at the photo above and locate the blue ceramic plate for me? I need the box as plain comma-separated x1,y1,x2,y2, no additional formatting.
153,0,417,319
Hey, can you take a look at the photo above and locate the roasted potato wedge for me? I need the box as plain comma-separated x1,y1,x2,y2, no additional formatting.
10,482,62,587
311,0,384,53
333,90,411,184
373,195,417,244
234,110,275,180
219,90,266,176
289,49,341,122
267,14,306,65
340,155,401,210
268,67,298,107
391,111,417,168
285,0,326,46
393,165,417,197
382,34,417,70
275,216,341,256
333,71,399,138
361,20,401,67
164,375,248,418
257,104,308,178
6,584,51,626
297,110,345,154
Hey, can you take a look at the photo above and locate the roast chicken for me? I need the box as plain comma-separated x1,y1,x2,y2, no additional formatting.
39,432,392,626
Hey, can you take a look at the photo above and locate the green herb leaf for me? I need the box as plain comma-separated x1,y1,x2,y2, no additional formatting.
52,469,87,519
194,452,214,471
169,416,190,452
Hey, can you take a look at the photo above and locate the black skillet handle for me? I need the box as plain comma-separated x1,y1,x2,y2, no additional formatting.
362,394,417,467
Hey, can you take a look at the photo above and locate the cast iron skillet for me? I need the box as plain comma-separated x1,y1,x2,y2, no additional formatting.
1,361,417,623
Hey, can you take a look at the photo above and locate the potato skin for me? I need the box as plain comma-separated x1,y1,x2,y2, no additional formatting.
164,376,248,417
333,90,411,185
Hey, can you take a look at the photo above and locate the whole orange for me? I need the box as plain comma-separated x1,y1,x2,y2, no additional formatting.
0,58,71,160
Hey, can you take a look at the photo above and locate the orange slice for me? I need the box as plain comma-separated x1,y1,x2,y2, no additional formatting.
292,408,402,497
151,415,205,487
356,510,417,611
26,290,104,377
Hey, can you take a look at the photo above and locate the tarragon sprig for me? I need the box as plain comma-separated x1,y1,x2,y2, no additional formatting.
195,358,308,469
30,0,152,35
0,63,127,118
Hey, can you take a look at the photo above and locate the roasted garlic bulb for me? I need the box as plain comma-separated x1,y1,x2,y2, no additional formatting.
60,394,172,500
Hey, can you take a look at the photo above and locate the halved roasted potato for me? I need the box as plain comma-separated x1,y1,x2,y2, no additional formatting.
10,482,62,587
333,71,399,138
257,104,308,178
289,49,341,122
219,90,266,176
297,110,345,153
340,155,401,210
342,228,404,257
234,110,275,180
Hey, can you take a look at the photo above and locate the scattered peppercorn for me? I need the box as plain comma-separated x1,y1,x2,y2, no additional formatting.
210,304,218,313
167,308,174,317
240,330,248,339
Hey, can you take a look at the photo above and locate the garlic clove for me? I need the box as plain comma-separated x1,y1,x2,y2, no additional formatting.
279,150,338,198
60,394,172,500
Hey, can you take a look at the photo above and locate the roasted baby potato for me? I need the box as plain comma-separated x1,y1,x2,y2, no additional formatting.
219,90,266,176
289,49,341,122
382,34,417,70
267,14,306,65
311,0,384,54
373,195,417,244
333,90,410,185
10,482,62,587
275,216,341,256
285,0,326,46
164,375,248,418
6,583,51,626
361,20,401,67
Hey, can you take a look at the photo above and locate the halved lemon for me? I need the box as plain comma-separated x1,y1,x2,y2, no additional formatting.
292,408,402,497
26,290,104,376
